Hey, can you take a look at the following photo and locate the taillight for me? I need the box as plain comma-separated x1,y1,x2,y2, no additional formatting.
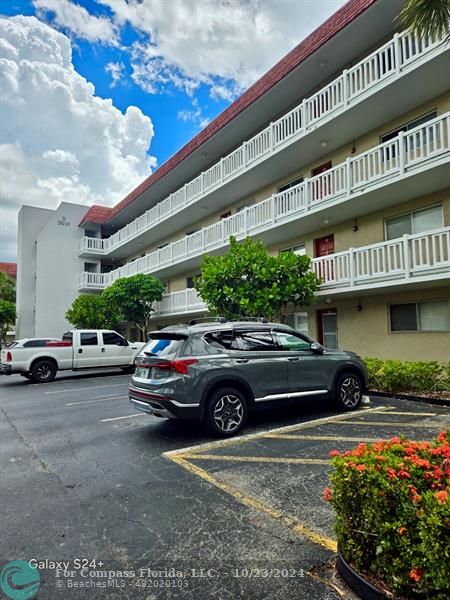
6,351,12,362
142,359,198,375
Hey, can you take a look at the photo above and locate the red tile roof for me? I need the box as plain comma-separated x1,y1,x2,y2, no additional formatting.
0,262,17,278
80,0,377,226
81,204,113,224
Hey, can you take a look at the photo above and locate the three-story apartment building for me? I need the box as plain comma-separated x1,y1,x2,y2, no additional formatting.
16,0,450,361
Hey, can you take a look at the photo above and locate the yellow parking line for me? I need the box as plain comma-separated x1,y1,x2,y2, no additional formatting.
164,406,388,458
183,453,330,465
265,434,383,442
170,454,337,552
335,420,447,428
375,411,437,417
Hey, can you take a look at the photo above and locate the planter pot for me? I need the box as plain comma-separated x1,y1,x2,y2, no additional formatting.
337,549,389,600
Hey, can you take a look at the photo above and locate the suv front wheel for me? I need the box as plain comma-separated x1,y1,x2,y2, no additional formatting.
205,387,248,437
334,372,363,411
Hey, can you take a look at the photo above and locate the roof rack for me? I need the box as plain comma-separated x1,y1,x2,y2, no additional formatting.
188,317,227,326
229,317,269,323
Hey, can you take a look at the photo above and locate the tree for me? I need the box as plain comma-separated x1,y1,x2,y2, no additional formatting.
0,272,15,303
400,0,450,42
0,300,16,346
195,236,319,321
65,294,120,330
102,274,165,340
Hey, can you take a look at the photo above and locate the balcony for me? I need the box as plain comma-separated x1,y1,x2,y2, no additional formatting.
79,28,448,259
313,226,450,296
78,272,108,291
153,288,206,317
77,111,450,290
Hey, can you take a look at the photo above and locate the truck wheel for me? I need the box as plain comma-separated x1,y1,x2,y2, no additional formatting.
30,360,57,383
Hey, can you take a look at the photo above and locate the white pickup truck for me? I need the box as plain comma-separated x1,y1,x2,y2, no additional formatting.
0,330,145,383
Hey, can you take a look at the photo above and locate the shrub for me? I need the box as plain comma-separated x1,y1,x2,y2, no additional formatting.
325,430,450,599
365,358,450,393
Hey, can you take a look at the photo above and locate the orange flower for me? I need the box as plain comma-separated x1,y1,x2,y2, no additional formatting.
323,487,332,502
435,490,448,504
329,450,340,457
356,464,366,472
409,568,423,583
398,527,407,535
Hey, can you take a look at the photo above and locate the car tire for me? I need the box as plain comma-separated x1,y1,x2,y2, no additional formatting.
30,360,57,383
205,387,248,437
334,372,363,411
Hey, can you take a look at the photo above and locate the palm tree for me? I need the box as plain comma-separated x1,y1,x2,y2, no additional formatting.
400,0,450,42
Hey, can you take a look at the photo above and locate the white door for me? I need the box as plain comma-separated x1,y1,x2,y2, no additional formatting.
100,332,131,366
74,332,102,368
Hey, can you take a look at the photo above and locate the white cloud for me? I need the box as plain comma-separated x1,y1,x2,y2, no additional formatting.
33,0,118,45
105,60,124,87
97,0,347,99
0,16,156,261
177,98,210,130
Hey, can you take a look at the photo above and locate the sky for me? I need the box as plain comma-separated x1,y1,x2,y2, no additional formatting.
0,0,347,262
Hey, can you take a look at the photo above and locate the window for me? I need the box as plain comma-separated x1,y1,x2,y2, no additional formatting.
278,176,304,194
280,243,306,256
142,335,186,358
23,339,57,347
220,211,232,219
381,111,437,145
390,301,450,332
286,312,309,336
62,332,73,343
204,331,239,350
102,332,125,345
84,262,97,273
85,229,96,238
274,331,311,351
186,275,201,289
80,332,98,346
235,330,278,351
385,205,443,240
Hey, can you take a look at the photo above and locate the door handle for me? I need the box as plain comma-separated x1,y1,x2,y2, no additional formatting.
287,357,300,361
235,359,249,363
78,349,83,354
101,348,105,352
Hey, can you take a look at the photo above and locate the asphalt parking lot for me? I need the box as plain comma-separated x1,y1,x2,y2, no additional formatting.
1,370,449,599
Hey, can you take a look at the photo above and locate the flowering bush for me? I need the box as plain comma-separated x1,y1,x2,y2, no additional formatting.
365,358,450,393
325,429,450,599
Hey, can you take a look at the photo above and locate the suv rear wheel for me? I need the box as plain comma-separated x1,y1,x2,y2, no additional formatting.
334,372,363,411
205,387,248,437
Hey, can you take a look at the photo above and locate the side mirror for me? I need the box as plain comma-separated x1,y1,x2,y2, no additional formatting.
119,338,129,346
310,342,324,354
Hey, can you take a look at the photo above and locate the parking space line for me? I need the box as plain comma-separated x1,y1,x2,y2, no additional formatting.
183,454,330,465
336,420,447,428
164,406,388,458
265,434,383,442
375,411,437,416
100,413,144,422
170,454,337,552
66,395,127,406
45,383,128,394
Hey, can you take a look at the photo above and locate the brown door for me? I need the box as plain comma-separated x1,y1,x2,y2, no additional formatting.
317,309,338,348
315,234,335,282
311,161,332,200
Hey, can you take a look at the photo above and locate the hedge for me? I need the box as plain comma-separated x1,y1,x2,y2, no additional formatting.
325,430,450,599
365,358,450,393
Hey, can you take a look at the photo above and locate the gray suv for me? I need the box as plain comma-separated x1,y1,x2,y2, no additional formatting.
129,319,368,437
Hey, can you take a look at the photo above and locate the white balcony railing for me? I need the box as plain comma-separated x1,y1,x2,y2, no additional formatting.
77,111,450,291
79,227,450,302
153,288,205,316
78,28,447,258
313,227,450,290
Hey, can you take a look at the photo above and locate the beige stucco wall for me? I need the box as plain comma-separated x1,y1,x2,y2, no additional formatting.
309,286,450,361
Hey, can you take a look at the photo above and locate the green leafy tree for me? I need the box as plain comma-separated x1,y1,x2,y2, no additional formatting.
195,236,319,321
65,294,120,330
0,272,15,303
0,299,16,346
400,0,450,42
102,274,165,340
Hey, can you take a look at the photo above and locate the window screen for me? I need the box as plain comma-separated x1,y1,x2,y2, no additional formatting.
390,302,449,332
